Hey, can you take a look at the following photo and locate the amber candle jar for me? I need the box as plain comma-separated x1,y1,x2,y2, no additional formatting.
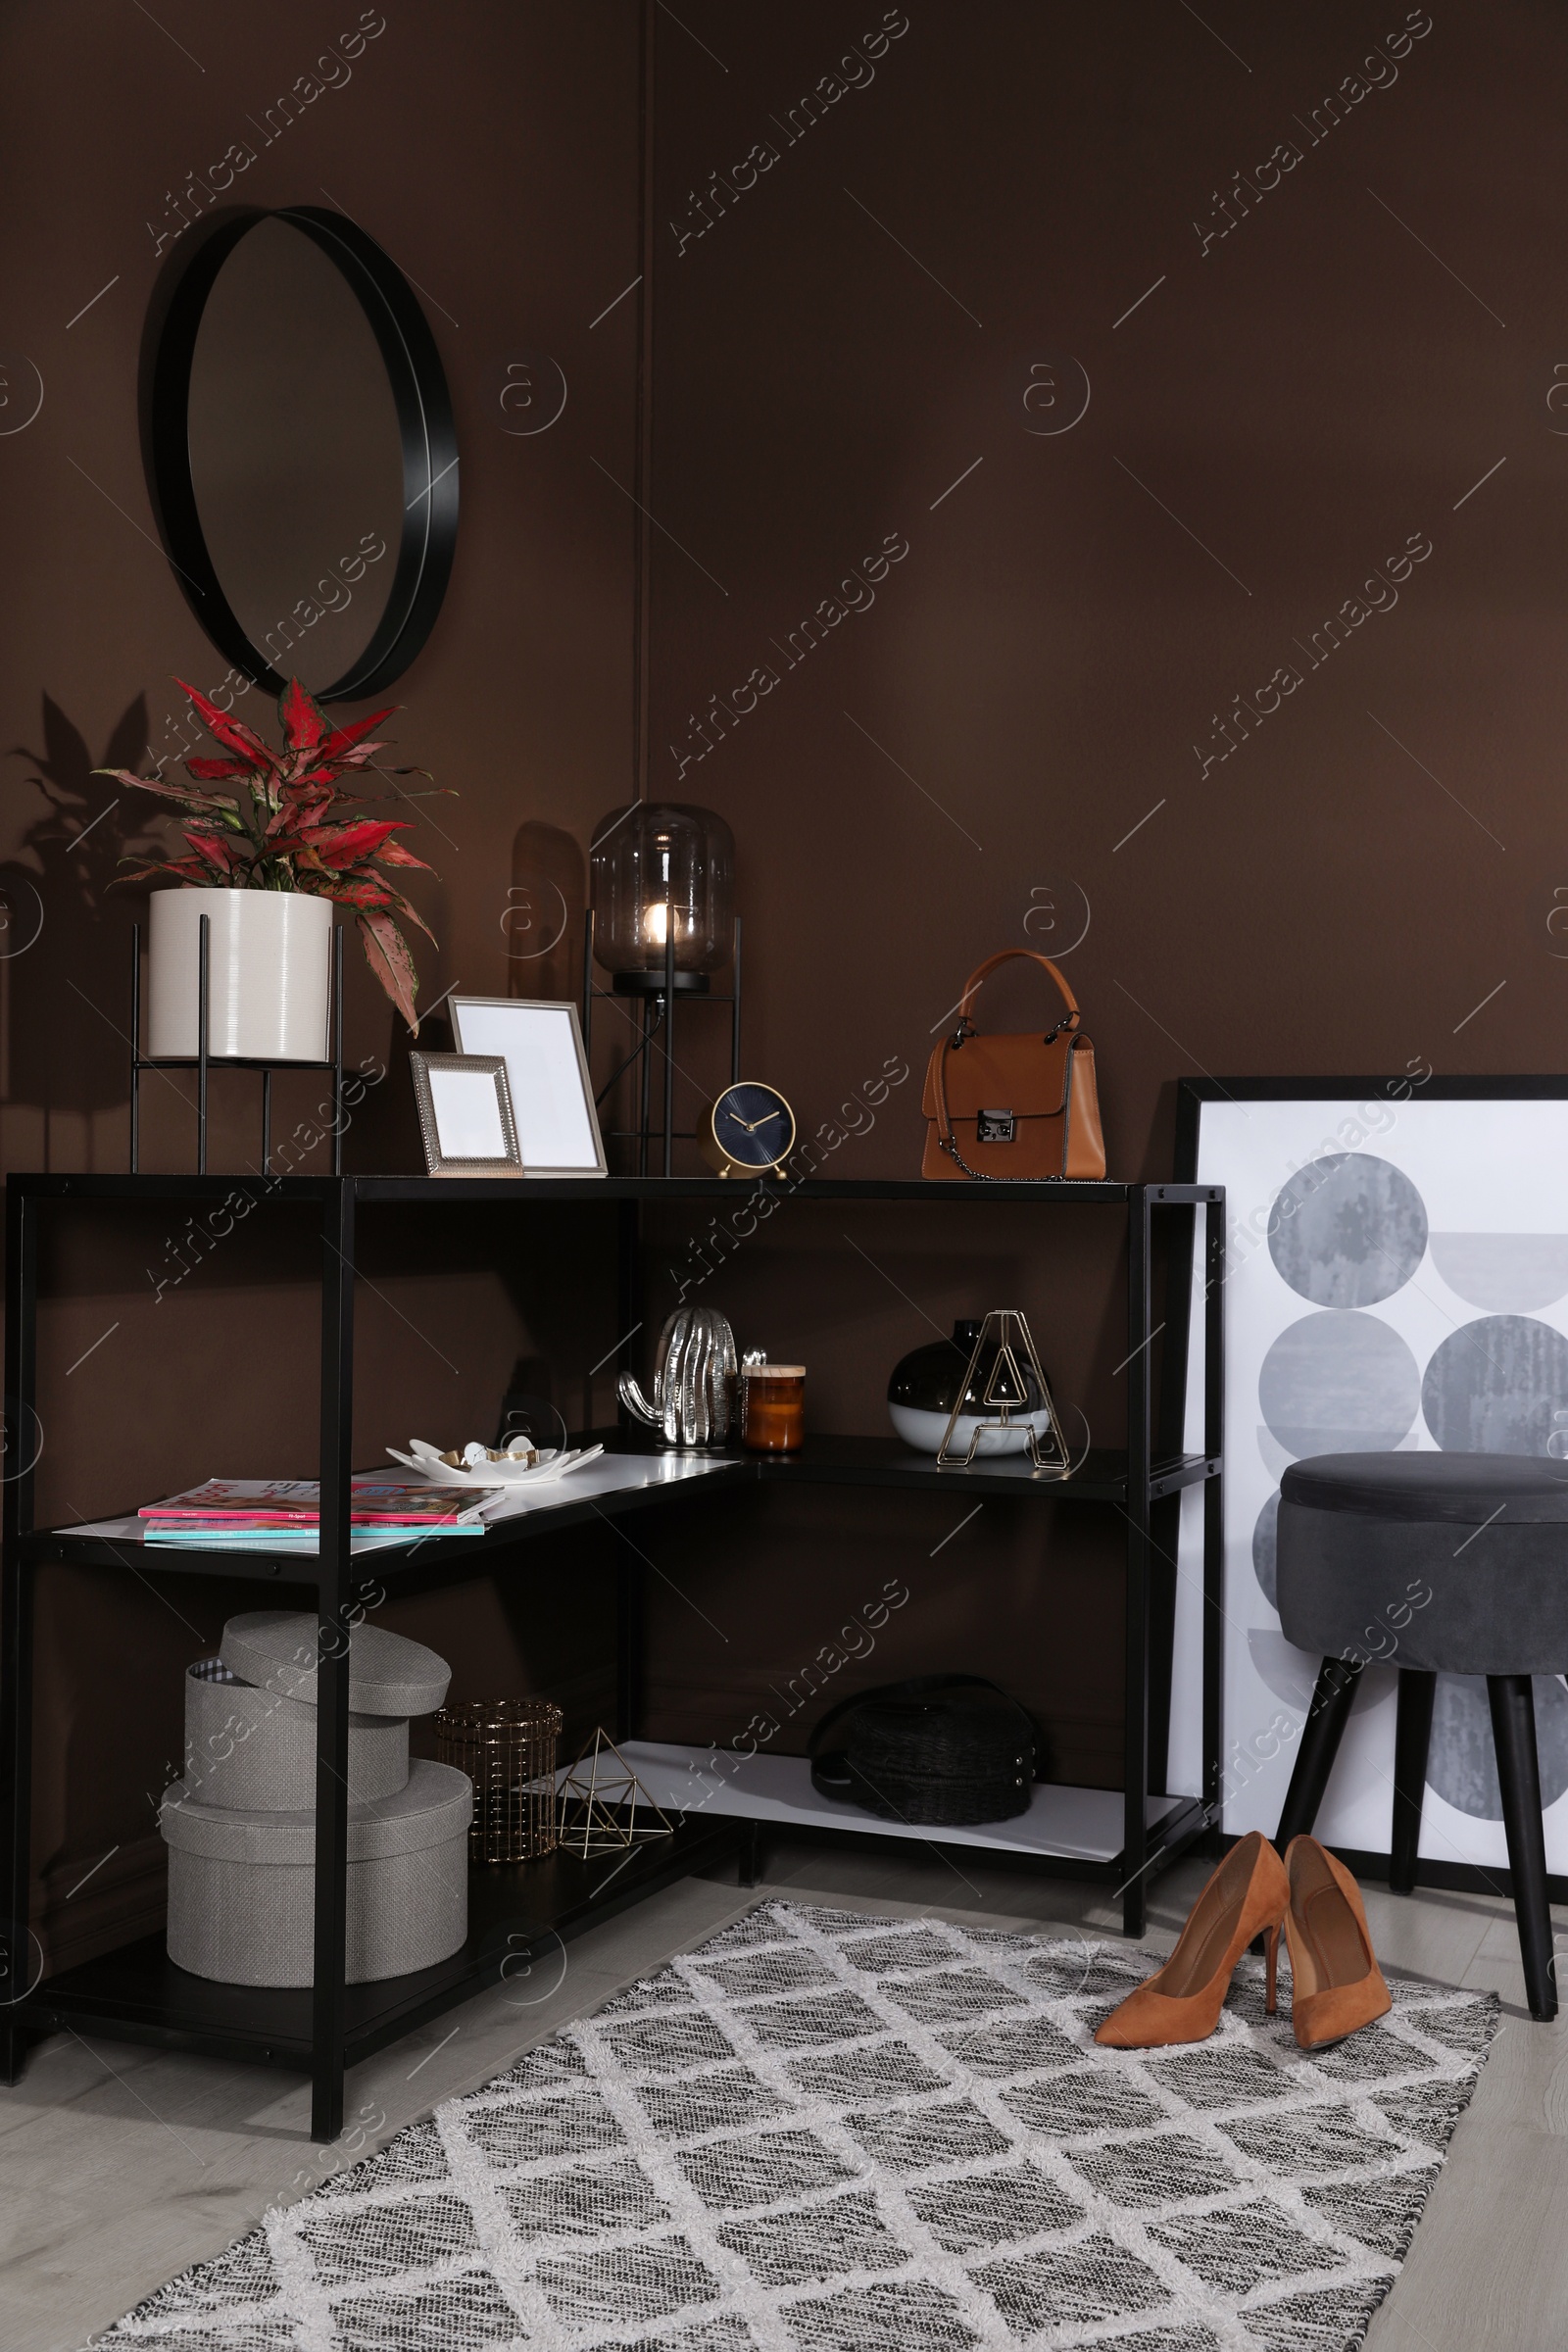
742,1365,806,1451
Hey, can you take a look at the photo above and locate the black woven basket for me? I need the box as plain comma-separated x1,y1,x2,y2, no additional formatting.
810,1676,1038,1827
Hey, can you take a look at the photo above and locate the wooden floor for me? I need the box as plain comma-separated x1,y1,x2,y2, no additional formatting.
1,1838,1563,2351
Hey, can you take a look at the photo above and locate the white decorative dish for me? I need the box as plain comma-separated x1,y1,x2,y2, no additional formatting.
385,1440,606,1489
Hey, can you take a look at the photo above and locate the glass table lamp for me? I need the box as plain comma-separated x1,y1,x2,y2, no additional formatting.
589,803,734,993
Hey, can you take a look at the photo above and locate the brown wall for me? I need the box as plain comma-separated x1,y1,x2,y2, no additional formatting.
629,0,1568,1768
647,0,1563,1156
4,0,1568,1962
0,0,646,1964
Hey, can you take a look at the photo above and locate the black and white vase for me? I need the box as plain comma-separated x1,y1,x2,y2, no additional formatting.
887,1317,1055,1455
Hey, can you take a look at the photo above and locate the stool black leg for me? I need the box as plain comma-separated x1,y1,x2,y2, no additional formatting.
1390,1670,1436,1895
1276,1657,1364,1848
1488,1676,1557,2023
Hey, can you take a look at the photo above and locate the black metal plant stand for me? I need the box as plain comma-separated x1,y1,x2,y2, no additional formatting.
582,912,742,1176
128,914,345,1175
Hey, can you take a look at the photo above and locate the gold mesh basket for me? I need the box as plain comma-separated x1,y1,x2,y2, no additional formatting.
433,1698,563,1865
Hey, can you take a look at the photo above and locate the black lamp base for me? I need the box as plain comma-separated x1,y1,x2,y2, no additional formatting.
584,915,742,1176
611,968,711,998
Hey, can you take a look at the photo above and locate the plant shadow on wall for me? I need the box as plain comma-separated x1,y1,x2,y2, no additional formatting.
1,695,165,1171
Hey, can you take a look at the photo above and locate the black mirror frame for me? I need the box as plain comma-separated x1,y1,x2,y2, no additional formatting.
140,203,459,706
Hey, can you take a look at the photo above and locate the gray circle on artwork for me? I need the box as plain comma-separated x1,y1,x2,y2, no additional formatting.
1252,1490,1280,1607
1428,1234,1568,1314
1425,1674,1568,1818
1246,1628,1321,1711
1268,1153,1429,1308
1421,1314,1568,1453
1258,1309,1422,1457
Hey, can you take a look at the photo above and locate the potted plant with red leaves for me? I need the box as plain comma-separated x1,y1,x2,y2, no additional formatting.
98,676,439,1059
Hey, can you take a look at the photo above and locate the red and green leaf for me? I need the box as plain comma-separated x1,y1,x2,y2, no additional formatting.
264,786,337,840
323,744,394,771
184,830,241,875
277,677,329,758
359,907,419,1032
93,763,240,815
120,856,216,886
297,817,411,865
315,705,398,764
173,679,280,773
375,884,436,943
305,873,395,907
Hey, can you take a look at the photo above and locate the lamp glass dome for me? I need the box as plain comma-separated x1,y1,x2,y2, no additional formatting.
589,803,734,977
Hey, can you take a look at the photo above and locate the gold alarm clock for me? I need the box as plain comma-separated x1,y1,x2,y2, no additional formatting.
698,1081,798,1177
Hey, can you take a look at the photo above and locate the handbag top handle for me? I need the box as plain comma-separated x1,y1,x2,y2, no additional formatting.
956,948,1081,1035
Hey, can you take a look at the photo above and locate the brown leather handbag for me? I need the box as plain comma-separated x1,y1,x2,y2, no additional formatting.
922,950,1106,1181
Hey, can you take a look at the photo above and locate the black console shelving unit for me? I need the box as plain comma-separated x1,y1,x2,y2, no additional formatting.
0,1172,1224,2143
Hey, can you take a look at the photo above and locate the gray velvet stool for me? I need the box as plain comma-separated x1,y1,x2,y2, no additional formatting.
1275,1451,1568,2022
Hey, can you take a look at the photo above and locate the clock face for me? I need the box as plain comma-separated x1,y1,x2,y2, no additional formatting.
709,1081,797,1170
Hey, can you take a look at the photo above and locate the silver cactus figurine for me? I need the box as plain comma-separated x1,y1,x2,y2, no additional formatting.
618,1308,738,1447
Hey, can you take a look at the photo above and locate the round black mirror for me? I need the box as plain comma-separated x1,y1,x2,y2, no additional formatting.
143,205,458,704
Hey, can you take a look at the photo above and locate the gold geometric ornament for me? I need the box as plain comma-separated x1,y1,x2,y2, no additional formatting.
556,1728,676,1858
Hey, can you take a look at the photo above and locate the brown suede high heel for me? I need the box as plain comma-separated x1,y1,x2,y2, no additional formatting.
1095,1831,1290,2049
1282,1836,1391,2049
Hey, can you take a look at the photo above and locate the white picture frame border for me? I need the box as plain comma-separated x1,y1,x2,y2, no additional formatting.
449,997,608,1178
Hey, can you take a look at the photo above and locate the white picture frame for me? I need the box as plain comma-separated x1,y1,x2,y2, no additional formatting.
449,997,607,1177
410,1053,523,1177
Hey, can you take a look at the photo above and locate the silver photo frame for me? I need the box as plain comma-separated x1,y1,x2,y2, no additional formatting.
449,997,607,1178
410,1052,523,1177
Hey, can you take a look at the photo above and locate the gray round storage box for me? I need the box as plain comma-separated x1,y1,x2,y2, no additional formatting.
162,1761,472,1985
162,1610,468,1987
183,1659,410,1811
220,1610,453,1716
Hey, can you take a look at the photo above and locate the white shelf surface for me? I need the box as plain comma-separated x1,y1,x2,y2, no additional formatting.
55,1452,737,1553
608,1740,1185,1863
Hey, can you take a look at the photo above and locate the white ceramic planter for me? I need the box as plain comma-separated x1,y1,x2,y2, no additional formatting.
148,887,333,1061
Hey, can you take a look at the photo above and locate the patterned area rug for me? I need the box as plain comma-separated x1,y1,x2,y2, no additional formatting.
95,1900,1497,2352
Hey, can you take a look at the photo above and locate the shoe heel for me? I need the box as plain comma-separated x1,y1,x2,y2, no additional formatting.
1264,1924,1281,2016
